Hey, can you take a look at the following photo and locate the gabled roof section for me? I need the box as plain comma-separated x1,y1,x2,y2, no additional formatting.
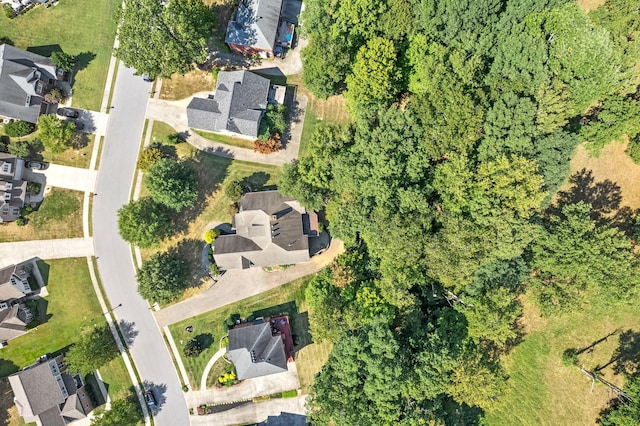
225,0,284,52
0,44,57,123
9,361,66,419
227,322,288,380
186,71,270,138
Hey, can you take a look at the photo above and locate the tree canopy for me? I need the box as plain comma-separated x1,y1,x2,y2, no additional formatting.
37,115,75,153
144,158,198,212
117,197,173,248
136,249,189,304
66,325,119,376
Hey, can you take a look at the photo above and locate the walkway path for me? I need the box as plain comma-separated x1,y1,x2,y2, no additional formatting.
154,239,343,327
200,348,226,391
145,94,307,166
0,238,94,268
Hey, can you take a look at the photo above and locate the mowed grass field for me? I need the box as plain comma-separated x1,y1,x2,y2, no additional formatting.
0,188,83,242
486,293,640,425
0,0,119,111
159,68,216,101
169,275,332,392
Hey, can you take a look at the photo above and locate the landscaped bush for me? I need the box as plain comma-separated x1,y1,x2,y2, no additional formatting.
27,182,41,194
257,104,287,141
44,88,66,104
2,4,15,19
4,120,35,137
166,133,185,145
217,370,236,387
183,337,204,358
15,217,26,226
137,146,164,171
208,262,221,276
224,180,243,201
254,133,283,154
7,140,30,158
626,134,640,165
204,228,221,244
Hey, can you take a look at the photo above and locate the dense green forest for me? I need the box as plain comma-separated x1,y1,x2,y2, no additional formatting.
279,0,640,424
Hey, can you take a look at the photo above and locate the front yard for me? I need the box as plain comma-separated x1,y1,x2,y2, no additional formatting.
168,275,331,392
0,188,83,243
0,0,119,111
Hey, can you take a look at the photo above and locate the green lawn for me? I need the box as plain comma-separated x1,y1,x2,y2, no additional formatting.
0,258,102,375
168,275,315,389
150,121,177,145
0,188,83,242
485,293,640,425
0,0,120,111
192,129,255,150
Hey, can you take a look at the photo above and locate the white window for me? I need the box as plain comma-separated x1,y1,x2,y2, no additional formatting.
3,193,10,201
1,163,10,173
5,183,12,191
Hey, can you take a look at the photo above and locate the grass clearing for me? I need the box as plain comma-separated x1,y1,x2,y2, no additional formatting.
168,275,320,390
486,292,640,425
0,188,83,242
159,69,216,101
193,129,255,150
150,121,177,145
139,142,280,287
98,355,132,400
0,0,119,111
1,129,95,168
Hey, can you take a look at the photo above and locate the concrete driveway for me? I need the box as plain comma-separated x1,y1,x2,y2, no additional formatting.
0,238,94,268
24,164,97,193
189,395,307,426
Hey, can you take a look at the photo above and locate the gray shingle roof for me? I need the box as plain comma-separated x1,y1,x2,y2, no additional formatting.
9,361,65,419
0,44,58,124
187,70,269,138
227,322,288,380
213,191,311,270
225,0,284,52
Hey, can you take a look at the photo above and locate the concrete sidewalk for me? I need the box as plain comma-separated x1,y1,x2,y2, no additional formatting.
0,238,94,268
154,239,343,327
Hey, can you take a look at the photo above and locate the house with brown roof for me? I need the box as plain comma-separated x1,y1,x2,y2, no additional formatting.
0,153,29,223
9,355,94,426
213,190,319,270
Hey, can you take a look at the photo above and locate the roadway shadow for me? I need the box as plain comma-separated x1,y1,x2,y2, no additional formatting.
549,168,640,235
118,319,139,348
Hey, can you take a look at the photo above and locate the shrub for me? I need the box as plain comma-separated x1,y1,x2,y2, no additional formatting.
257,104,287,141
626,134,640,165
254,133,283,154
7,140,30,158
208,262,221,276
221,336,229,348
224,180,243,201
44,88,66,103
166,133,185,145
218,370,236,386
15,217,26,226
2,4,15,19
204,228,221,244
26,182,41,194
4,120,34,137
183,337,203,357
562,348,578,368
137,146,164,171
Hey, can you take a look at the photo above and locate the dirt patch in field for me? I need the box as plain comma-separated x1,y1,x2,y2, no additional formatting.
160,69,217,101
576,0,605,11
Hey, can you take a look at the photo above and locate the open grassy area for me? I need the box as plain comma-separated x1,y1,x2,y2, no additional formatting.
150,121,177,145
485,293,640,425
0,0,119,111
169,275,329,390
139,143,281,287
0,258,102,375
0,188,83,242
159,69,216,101
98,355,132,400
193,129,255,150
283,75,351,157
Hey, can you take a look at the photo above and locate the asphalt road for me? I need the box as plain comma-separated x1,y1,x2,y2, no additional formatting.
93,65,189,425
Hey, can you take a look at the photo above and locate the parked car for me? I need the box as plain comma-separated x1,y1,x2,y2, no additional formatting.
71,121,85,131
56,108,79,118
26,161,48,170
144,389,157,408
274,46,284,58
142,73,153,82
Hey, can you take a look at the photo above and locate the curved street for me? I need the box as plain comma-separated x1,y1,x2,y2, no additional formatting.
92,64,189,425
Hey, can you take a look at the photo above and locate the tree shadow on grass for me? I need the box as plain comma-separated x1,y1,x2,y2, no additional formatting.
195,333,214,350
175,238,207,284
241,171,271,192
595,329,640,376
74,51,96,72
550,168,640,235
27,44,62,57
0,359,19,378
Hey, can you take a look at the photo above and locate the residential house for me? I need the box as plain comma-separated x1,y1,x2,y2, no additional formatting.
0,153,28,223
0,43,62,123
227,320,288,380
0,262,34,342
9,355,94,426
225,0,284,58
213,190,319,270
186,70,275,139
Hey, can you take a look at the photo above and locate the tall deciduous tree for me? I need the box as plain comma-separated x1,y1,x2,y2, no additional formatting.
136,249,189,304
37,115,75,153
91,393,141,426
50,51,76,72
116,0,214,78
117,197,173,248
145,158,198,212
66,325,118,375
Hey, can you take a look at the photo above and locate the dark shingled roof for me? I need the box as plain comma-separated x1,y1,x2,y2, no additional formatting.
186,71,269,138
227,322,288,380
225,0,284,52
0,44,58,124
9,361,65,417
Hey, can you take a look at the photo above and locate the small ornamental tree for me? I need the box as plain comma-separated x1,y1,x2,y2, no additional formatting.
90,393,142,426
137,146,164,170
183,337,203,357
145,158,198,211
117,197,173,248
204,228,220,244
50,51,76,73
4,120,34,137
7,140,30,158
257,105,287,141
136,249,189,304
37,114,75,153
45,88,66,104
166,133,185,145
224,180,243,201
66,325,119,375
254,133,282,154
